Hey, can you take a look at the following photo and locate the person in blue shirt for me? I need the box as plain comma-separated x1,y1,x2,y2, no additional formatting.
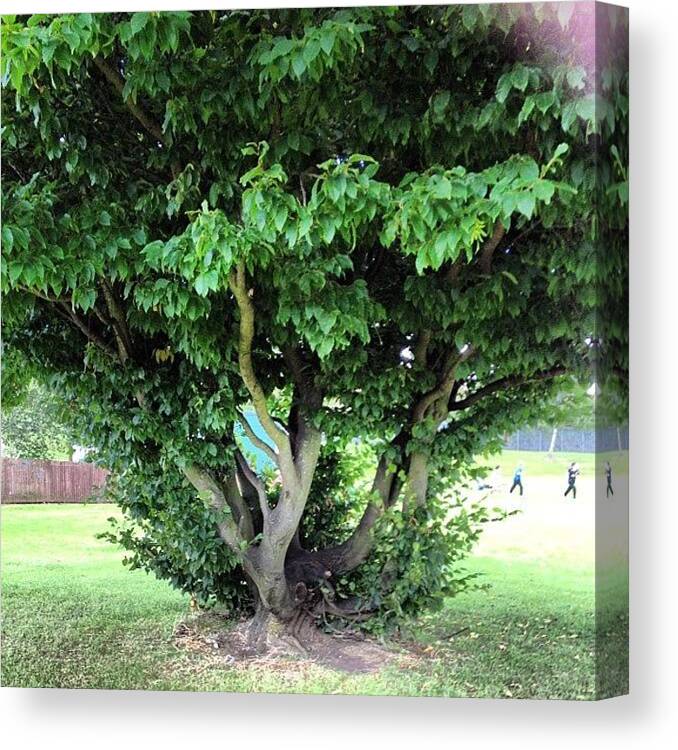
510,465,524,495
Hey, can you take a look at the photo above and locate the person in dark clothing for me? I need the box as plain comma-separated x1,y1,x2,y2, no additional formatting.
605,461,614,497
564,462,579,499
510,465,524,496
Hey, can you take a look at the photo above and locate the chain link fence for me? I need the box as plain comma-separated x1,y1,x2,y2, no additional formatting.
504,426,629,453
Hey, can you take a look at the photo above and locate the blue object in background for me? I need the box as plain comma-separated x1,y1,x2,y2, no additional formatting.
235,409,276,471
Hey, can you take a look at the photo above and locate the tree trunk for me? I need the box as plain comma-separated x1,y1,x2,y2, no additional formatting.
403,450,429,513
548,426,558,459
246,601,310,653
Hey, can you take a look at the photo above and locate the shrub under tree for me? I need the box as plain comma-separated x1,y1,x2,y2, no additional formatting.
1,6,627,647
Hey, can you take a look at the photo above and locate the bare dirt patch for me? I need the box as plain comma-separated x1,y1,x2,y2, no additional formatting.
171,612,415,675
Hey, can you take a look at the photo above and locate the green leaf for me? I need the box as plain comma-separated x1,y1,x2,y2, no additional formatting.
142,240,165,265
62,29,80,53
403,35,420,52
319,30,336,56
270,38,295,60
534,180,556,203
274,204,288,232
319,216,336,244
194,273,211,297
327,174,347,202
512,65,529,92
535,90,556,114
316,310,337,335
519,158,539,181
430,235,447,269
496,73,512,103
576,96,595,122
99,210,111,226
133,228,147,246
130,12,150,35
566,66,586,90
561,102,578,132
516,192,536,219
23,263,38,286
415,249,429,275
291,53,306,78
208,182,220,207
431,176,452,200
518,96,535,125
553,143,570,160
316,336,334,358
2,226,13,252
424,49,438,75
8,260,23,284
432,90,450,118
303,39,322,64
41,42,57,66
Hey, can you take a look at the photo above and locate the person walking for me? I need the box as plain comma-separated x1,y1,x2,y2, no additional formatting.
510,465,524,496
605,461,614,497
564,461,579,499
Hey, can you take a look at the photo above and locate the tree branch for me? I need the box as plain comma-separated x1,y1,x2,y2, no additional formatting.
234,449,270,520
228,262,296,479
445,257,464,284
442,219,505,283
412,344,475,424
100,279,135,364
221,471,255,541
307,456,395,575
92,55,168,146
183,464,245,552
413,329,431,367
449,366,568,411
281,344,316,396
307,429,408,575
478,219,506,274
53,300,117,359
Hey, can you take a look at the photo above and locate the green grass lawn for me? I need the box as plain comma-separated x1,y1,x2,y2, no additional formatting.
0,452,628,698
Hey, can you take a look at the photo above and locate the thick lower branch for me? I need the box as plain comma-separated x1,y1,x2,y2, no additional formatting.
182,463,245,553
403,450,429,513
303,454,402,576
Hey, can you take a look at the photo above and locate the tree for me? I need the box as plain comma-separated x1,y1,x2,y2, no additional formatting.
1,6,628,648
1,379,74,460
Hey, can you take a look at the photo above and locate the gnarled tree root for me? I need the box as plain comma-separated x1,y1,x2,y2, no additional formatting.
174,608,403,674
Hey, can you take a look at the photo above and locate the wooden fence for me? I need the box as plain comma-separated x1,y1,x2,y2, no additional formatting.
1,458,109,504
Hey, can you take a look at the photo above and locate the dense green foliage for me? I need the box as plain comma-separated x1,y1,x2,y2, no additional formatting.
1,6,628,628
1,380,74,460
